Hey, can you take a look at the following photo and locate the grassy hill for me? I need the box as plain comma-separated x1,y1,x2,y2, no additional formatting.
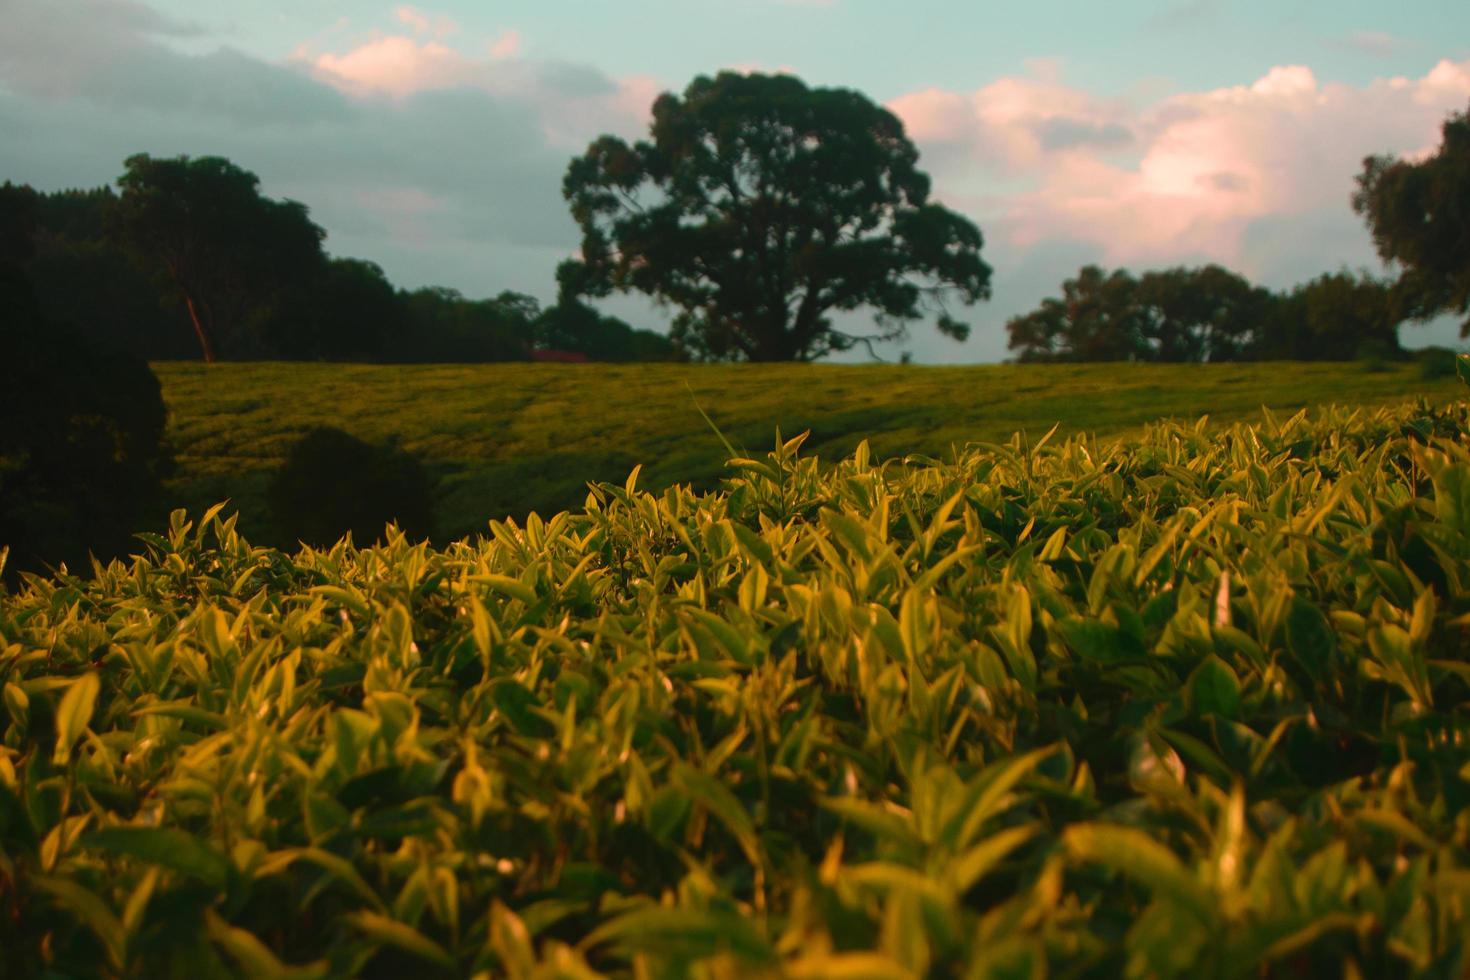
156,360,1454,544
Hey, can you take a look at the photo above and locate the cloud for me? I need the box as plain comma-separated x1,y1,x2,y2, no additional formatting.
0,0,346,123
0,0,666,316
305,31,658,147
394,5,457,38
890,58,1470,286
488,30,522,60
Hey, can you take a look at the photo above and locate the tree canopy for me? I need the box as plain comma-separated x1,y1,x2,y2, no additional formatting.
113,154,327,361
1353,100,1470,336
561,71,992,362
2,182,171,579
1007,264,1396,363
1007,264,1273,363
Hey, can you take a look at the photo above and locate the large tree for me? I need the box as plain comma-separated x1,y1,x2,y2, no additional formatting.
1353,101,1470,335
561,72,992,362
113,154,327,361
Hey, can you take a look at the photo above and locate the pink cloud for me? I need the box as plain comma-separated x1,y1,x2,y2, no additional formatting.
488,29,521,60
314,35,474,98
394,5,457,39
309,30,656,147
890,58,1470,277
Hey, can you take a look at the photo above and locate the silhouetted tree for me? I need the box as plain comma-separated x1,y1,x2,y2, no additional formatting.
270,258,403,361
392,287,534,363
562,72,992,361
113,154,327,361
1135,265,1273,362
533,299,679,362
268,428,433,548
1008,264,1278,363
1256,271,1402,360
2,182,171,580
1006,266,1147,362
1353,101,1470,335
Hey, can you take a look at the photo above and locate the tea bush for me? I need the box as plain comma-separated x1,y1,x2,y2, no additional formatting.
267,426,434,548
1,397,1467,977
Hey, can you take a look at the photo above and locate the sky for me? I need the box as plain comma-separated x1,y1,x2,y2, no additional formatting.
2,0,1468,362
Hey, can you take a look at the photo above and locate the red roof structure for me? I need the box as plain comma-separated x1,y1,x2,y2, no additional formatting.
530,349,591,363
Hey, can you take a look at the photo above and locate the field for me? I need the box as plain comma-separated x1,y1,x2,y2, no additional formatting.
1,381,1467,976
156,360,1458,546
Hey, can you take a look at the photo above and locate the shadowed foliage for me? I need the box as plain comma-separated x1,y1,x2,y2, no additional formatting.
1354,99,1470,336
267,426,434,548
113,154,328,361
1,182,172,580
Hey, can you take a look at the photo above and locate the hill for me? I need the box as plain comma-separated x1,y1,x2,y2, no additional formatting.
156,360,1458,545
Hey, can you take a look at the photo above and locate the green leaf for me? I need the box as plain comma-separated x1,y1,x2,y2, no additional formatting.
585,905,776,965
206,909,327,979
1285,597,1335,684
1059,618,1144,665
1189,655,1241,719
31,875,125,971
671,763,760,864
1432,463,1470,534
53,672,100,765
1063,823,1215,925
344,911,456,973
84,827,232,890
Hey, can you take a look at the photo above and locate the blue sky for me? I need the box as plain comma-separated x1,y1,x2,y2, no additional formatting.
3,0,1468,360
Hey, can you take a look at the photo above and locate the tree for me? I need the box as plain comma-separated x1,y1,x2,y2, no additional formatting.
533,299,679,362
1006,264,1275,363
1134,265,1273,362
1353,101,1470,335
113,154,327,361
1256,271,1402,360
269,258,403,362
1006,266,1147,362
2,183,171,580
392,287,535,363
561,72,992,362
268,428,433,547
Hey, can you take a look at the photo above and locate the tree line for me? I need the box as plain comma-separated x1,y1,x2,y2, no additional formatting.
1005,99,1468,363
1003,264,1406,363
5,156,677,365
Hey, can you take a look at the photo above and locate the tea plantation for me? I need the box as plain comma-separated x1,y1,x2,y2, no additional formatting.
2,393,1468,976
155,359,1465,545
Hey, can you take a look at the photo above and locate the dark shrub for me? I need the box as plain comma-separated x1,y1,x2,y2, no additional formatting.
2,183,172,581
268,427,434,547
1417,346,1463,380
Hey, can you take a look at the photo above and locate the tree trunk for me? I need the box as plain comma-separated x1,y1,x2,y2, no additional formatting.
183,293,217,363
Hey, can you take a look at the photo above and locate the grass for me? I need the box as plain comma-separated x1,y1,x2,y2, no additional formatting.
155,360,1452,544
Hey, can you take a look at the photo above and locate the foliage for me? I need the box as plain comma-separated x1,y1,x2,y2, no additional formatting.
112,154,328,362
1006,264,1392,363
388,288,535,364
1,183,173,581
533,299,680,363
267,427,434,548
1354,100,1470,335
562,71,992,362
1,397,1467,976
155,360,1467,548
1257,271,1404,361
